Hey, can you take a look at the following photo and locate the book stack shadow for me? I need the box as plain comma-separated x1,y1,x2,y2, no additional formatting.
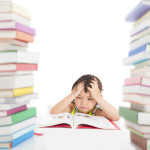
119,1,150,150
0,1,39,149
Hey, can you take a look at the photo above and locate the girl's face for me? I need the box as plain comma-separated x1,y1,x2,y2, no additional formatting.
75,89,96,114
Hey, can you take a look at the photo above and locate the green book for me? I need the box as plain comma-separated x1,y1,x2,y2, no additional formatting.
0,50,18,53
0,107,36,126
119,106,150,125
119,106,139,124
128,127,145,138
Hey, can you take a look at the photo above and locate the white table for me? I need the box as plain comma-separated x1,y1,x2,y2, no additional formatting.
7,118,142,150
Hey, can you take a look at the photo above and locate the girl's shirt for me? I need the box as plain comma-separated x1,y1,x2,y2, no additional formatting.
71,104,102,116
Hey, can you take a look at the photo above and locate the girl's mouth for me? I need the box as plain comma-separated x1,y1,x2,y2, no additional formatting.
80,107,88,109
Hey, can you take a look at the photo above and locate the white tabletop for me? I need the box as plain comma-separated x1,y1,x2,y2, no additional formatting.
8,118,142,150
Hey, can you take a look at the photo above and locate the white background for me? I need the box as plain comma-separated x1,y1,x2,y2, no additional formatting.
13,0,139,115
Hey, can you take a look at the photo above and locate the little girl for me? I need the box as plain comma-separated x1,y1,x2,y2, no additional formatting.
50,74,120,121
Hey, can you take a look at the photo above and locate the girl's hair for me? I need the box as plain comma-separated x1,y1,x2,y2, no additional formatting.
72,74,103,93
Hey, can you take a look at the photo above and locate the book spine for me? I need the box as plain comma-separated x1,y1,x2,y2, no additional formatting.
128,127,145,138
16,63,38,71
11,130,34,148
130,132,148,150
7,105,27,116
119,106,138,124
16,30,34,43
128,44,147,56
125,1,150,22
16,22,35,36
12,2,31,20
11,107,36,125
13,87,34,97
124,77,142,85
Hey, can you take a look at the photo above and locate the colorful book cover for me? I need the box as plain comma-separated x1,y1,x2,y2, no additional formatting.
0,21,36,36
0,105,27,117
0,130,34,149
128,44,149,56
0,63,38,72
125,0,150,22
0,107,36,126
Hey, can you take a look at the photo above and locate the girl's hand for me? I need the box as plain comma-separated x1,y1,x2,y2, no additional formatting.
71,82,84,98
88,78,103,101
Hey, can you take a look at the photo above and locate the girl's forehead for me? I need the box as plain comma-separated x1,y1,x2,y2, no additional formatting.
79,89,91,97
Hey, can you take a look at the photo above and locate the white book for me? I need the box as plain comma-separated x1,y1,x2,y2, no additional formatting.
0,12,30,26
0,51,39,64
0,93,38,104
0,124,36,142
0,102,28,110
134,60,150,69
0,74,34,89
130,103,150,112
0,71,32,76
0,39,28,51
0,1,31,20
0,45,26,51
123,93,150,105
130,20,150,36
138,112,150,125
123,51,150,65
0,117,35,135
0,39,28,47
131,66,150,77
123,85,150,95
131,30,150,42
125,120,150,133
37,113,119,129
130,34,150,50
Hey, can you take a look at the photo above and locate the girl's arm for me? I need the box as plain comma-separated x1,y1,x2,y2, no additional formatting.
88,79,120,121
50,82,84,114
95,97,120,121
50,93,75,114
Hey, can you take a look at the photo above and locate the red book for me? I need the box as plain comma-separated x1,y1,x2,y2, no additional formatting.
0,63,38,72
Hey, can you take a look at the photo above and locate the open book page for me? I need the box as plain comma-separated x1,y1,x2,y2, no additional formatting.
73,113,118,129
37,112,73,128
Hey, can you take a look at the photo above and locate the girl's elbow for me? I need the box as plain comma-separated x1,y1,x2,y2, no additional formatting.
50,108,56,114
112,115,120,121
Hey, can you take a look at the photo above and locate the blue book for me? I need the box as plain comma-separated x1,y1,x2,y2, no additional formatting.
128,44,150,56
0,130,34,149
125,0,150,22
0,124,36,142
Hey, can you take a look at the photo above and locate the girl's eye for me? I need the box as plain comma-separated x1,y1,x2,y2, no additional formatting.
88,98,93,100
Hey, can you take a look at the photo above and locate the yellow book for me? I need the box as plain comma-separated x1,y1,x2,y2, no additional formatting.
14,87,33,96
133,10,150,27
0,87,33,97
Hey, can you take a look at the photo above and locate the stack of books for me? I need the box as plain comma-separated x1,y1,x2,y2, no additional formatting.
0,0,39,149
119,1,150,150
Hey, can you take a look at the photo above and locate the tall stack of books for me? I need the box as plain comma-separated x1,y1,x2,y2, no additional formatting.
119,1,150,150
0,0,39,149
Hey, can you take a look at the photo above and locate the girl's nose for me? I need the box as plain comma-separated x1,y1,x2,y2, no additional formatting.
82,99,87,105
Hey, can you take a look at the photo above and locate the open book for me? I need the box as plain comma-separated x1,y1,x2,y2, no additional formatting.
37,113,120,130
